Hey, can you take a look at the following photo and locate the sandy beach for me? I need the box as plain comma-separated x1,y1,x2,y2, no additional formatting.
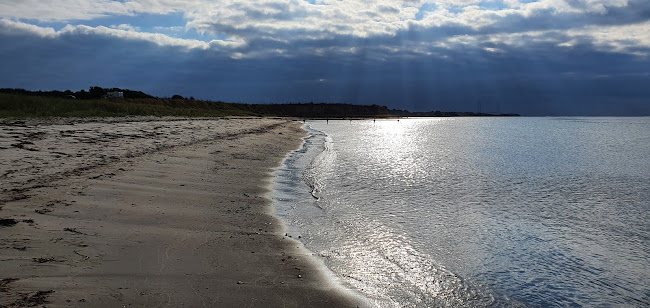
0,117,364,307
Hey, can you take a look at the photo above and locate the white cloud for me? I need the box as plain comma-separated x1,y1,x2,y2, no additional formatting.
0,18,56,36
0,0,647,58
566,21,650,55
153,26,185,32
111,24,140,32
455,21,650,56
0,18,243,51
0,0,133,21
518,0,630,14
60,24,211,49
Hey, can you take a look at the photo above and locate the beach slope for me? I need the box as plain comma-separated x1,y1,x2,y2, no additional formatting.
0,118,363,307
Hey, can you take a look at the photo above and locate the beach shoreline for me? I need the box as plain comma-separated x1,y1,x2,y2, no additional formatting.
0,117,365,307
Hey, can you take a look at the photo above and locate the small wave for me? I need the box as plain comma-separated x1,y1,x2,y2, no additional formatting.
302,126,335,202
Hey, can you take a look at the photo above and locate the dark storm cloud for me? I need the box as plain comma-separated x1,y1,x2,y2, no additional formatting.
1,0,649,115
2,22,648,116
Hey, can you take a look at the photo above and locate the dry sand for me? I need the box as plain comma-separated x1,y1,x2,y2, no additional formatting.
0,117,366,307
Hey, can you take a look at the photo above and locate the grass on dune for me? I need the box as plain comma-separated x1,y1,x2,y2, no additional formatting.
0,93,262,118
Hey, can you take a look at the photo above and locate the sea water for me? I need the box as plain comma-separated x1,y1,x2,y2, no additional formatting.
272,117,650,307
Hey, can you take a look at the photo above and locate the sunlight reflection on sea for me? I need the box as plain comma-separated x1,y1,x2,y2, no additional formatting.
273,117,650,307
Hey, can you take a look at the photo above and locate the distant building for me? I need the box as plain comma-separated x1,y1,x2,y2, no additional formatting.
105,91,124,99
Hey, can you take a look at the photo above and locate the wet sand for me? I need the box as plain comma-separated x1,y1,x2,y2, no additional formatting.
0,117,365,307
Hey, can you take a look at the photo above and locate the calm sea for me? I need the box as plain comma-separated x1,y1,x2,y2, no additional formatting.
272,117,650,307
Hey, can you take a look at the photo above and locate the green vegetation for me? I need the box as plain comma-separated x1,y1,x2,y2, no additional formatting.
0,87,518,118
0,93,264,118
0,87,154,100
0,87,393,118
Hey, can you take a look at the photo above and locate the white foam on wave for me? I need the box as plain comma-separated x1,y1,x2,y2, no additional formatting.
266,123,374,307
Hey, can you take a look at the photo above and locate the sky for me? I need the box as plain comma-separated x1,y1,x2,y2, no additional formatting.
0,0,649,115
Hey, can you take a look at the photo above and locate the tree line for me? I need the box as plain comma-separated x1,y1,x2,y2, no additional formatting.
0,87,518,118
0,87,153,100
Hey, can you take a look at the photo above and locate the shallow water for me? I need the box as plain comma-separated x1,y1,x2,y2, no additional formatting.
272,117,650,307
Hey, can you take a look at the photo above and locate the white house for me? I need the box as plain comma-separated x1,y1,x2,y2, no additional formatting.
106,91,124,99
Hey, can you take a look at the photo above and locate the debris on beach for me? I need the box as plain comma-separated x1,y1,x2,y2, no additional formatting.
0,278,19,292
35,208,52,214
0,218,18,227
63,227,85,235
32,256,58,263
9,290,55,307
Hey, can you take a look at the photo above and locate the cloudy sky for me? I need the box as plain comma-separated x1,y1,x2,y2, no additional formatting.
1,0,649,115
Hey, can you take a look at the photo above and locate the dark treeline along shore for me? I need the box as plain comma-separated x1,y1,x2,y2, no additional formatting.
0,87,519,118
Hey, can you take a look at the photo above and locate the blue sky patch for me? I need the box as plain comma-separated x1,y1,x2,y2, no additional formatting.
478,0,509,11
416,3,438,20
